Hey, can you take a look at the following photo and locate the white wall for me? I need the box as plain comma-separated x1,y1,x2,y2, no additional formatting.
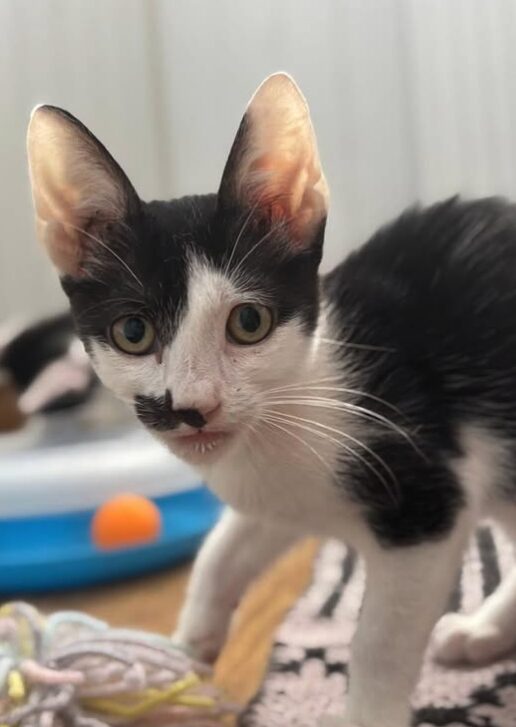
0,0,164,317
2,0,516,318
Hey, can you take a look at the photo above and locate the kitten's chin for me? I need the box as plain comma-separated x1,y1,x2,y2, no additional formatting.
159,429,233,465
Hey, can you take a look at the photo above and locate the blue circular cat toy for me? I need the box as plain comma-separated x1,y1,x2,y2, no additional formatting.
0,413,221,593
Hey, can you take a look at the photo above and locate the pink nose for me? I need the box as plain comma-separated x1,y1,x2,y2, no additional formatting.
201,402,221,422
170,386,221,427
170,396,222,429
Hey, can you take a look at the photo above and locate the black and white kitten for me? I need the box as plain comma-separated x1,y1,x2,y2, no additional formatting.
27,73,516,727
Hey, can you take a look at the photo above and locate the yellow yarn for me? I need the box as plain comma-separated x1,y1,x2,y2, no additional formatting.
0,602,237,725
8,671,25,701
174,694,217,707
81,673,216,718
0,604,40,658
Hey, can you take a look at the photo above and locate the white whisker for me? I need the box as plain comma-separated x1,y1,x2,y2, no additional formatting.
263,382,407,420
264,409,400,504
76,297,145,319
318,336,395,353
240,420,267,476
229,219,288,283
263,411,397,504
223,203,260,276
65,222,143,289
264,395,426,461
261,416,336,479
261,376,346,397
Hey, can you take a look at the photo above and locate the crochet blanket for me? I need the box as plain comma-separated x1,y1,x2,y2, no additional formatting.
241,528,516,727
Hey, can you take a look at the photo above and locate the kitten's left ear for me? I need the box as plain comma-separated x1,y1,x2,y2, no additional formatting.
27,105,139,277
218,73,329,251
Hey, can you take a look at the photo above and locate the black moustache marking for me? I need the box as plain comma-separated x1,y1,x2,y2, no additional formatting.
134,390,207,431
134,392,179,431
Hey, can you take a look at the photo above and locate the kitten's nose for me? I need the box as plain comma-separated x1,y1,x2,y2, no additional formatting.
174,403,221,429
168,383,221,428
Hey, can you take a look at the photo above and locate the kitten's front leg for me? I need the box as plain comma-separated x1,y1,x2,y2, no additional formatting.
321,520,470,727
173,507,299,663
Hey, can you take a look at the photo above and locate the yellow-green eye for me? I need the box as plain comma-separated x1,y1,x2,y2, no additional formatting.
111,316,156,355
227,304,274,345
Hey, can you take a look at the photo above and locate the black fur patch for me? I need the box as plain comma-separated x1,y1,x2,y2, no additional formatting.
134,391,178,431
324,197,516,546
63,193,322,354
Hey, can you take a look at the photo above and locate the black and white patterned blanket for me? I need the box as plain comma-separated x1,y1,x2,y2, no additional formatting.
241,528,516,727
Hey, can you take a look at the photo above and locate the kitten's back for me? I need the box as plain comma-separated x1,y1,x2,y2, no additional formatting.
325,196,516,429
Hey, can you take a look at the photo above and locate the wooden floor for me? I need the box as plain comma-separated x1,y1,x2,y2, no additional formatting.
33,539,318,708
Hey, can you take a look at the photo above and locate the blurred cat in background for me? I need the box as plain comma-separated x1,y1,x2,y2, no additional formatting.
0,312,95,415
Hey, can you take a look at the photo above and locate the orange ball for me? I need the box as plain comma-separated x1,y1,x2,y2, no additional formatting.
91,494,162,550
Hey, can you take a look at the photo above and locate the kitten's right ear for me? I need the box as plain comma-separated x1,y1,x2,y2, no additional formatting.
218,73,328,252
27,105,139,277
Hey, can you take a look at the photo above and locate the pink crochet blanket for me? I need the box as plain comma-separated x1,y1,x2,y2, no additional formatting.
241,528,516,727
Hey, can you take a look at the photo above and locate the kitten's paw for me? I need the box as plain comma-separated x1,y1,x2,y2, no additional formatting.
432,612,509,665
171,627,225,665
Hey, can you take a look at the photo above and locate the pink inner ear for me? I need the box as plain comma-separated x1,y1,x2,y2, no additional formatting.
248,153,325,247
218,74,328,249
28,105,138,279
41,220,84,277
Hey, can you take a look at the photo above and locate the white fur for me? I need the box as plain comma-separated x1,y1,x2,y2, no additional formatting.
172,508,300,662
89,340,164,405
432,567,516,664
342,513,472,727
432,426,516,667
167,262,374,534
451,424,508,515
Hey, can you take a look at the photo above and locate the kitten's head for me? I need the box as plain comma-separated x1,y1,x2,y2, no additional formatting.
26,73,329,465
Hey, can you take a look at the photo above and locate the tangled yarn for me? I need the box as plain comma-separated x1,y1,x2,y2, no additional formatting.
0,602,239,727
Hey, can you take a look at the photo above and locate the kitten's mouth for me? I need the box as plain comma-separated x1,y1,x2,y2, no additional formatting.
167,429,231,460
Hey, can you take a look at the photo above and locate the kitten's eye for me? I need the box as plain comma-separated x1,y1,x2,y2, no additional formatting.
227,304,274,345
110,316,156,355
